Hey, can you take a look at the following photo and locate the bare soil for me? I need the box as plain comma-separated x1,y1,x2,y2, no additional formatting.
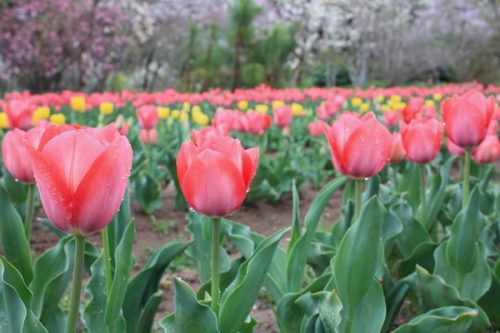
30,184,343,333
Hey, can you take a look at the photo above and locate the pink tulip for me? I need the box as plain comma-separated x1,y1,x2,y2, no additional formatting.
401,118,444,163
472,135,500,164
442,91,495,148
389,132,405,164
5,99,34,129
136,105,159,129
273,105,292,128
177,131,259,217
308,120,323,137
321,112,392,178
26,125,133,235
383,110,400,127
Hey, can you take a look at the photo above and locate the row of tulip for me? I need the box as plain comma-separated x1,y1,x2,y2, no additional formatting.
0,83,499,333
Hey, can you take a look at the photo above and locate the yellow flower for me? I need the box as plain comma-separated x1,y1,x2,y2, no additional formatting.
291,103,304,116
360,103,370,113
158,106,170,119
374,95,385,103
393,102,407,111
193,112,209,126
272,100,285,109
351,97,362,107
179,111,189,122
50,113,66,125
424,100,435,108
433,93,442,101
390,95,402,103
32,106,51,125
0,112,9,129
238,100,249,110
99,102,114,116
171,110,180,119
380,104,390,112
182,102,191,112
255,104,269,114
191,105,202,114
70,96,86,112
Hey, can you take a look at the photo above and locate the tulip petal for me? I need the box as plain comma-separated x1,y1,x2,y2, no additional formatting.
343,119,391,177
25,143,72,232
71,136,132,234
41,131,107,193
242,147,259,188
181,150,246,217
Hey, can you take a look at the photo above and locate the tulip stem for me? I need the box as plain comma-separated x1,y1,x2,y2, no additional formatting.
419,165,426,211
462,149,471,208
102,226,113,294
24,184,35,240
353,179,363,221
211,217,221,314
66,235,85,333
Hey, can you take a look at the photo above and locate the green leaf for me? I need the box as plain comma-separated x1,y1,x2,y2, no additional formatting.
289,180,302,249
478,260,500,327
83,254,107,333
0,184,33,283
2,171,28,203
287,177,347,292
382,276,412,333
392,202,430,259
398,242,437,277
276,273,332,333
136,291,163,333
173,278,220,333
0,258,48,333
32,237,75,332
434,241,491,301
105,220,136,330
159,313,175,333
413,266,490,332
218,228,289,333
334,196,386,306
391,306,480,333
337,279,386,333
123,242,188,333
186,212,230,284
295,290,343,333
446,188,483,274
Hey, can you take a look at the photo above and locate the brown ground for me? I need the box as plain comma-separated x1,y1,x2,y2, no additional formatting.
30,184,343,333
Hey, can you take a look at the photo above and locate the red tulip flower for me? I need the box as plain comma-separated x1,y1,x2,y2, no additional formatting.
177,131,259,217
5,99,34,129
401,118,444,164
321,112,392,178
243,111,272,135
139,128,158,145
2,126,45,182
472,134,500,164
402,97,424,123
446,137,465,156
137,105,159,129
273,105,293,128
442,91,495,148
308,120,323,137
389,132,405,164
383,110,400,127
26,126,133,235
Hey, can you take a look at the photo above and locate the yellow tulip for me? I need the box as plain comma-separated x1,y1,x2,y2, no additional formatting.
193,112,209,126
433,93,442,101
374,95,385,103
32,106,51,125
171,110,180,119
255,104,269,114
424,100,435,107
291,103,304,116
390,95,402,103
50,113,66,125
158,106,170,119
179,111,189,122
191,105,202,114
99,102,114,116
351,97,362,107
272,100,285,110
0,112,9,129
380,104,390,112
182,102,191,112
70,96,86,112
238,100,249,110
360,103,370,113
